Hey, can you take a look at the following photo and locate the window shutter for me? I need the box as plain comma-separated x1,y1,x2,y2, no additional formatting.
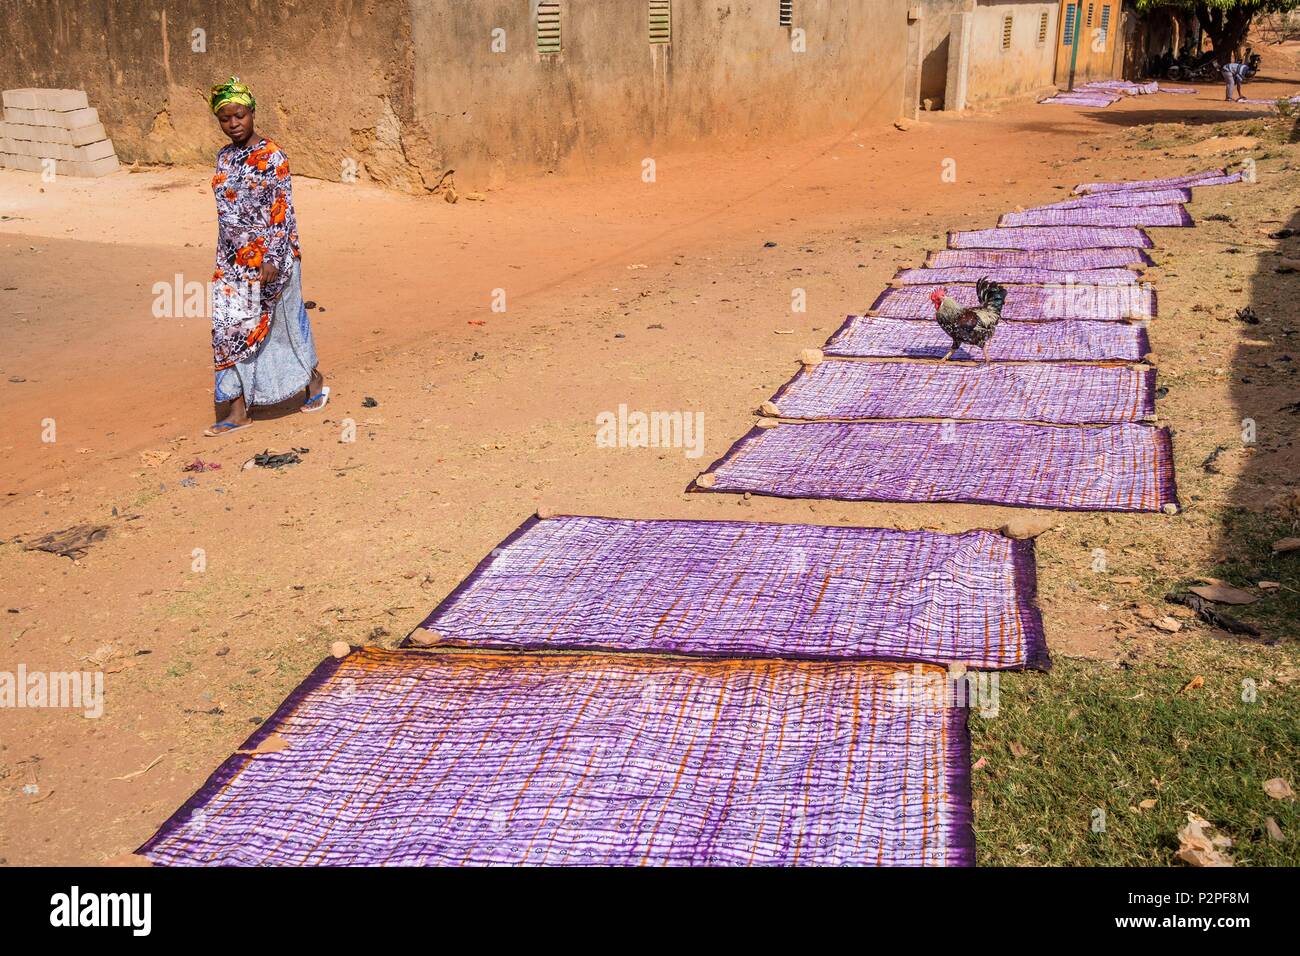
537,1,561,55
649,1,672,44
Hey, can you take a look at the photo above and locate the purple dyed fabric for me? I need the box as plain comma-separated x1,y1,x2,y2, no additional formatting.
999,205,1193,228
894,265,1138,286
696,420,1178,513
1082,80,1159,95
869,284,1156,322
1237,95,1300,106
139,648,976,866
768,361,1154,425
948,225,1154,250
1072,168,1229,194
410,515,1047,670
1035,188,1192,210
824,315,1150,363
1157,86,1198,94
926,247,1153,270
1041,94,1118,108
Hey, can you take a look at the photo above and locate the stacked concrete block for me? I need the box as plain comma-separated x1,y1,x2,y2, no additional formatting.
0,88,119,177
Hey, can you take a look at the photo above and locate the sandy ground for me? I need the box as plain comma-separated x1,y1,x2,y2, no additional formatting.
1,53,1299,864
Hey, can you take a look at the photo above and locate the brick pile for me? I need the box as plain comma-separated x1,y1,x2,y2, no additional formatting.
1,88,119,177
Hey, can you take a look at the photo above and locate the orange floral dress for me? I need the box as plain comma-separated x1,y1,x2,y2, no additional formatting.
210,138,301,370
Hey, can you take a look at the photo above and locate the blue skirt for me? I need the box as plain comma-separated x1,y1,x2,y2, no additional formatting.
214,261,317,407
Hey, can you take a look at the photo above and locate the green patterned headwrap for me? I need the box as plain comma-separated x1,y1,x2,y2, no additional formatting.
209,77,256,115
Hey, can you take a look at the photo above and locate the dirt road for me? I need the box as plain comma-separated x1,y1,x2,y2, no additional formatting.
2,62,1298,864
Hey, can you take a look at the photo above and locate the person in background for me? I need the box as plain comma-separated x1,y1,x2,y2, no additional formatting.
1222,59,1251,102
204,77,329,436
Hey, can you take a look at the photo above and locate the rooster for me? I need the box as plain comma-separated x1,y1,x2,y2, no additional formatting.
929,278,1007,362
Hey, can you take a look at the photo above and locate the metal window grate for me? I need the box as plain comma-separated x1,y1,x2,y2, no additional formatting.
1038,11,1049,45
1002,15,1013,50
779,1,793,27
649,0,671,44
1063,5,1075,45
1087,3,1094,27
537,1,561,55
1099,5,1110,42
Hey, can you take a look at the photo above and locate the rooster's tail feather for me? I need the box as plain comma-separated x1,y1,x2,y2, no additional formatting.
976,276,1008,313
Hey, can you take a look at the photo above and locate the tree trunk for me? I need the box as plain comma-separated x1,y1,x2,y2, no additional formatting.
1195,2,1258,61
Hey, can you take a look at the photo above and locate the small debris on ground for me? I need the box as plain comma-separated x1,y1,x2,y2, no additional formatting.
1165,591,1260,636
139,449,171,467
182,459,222,473
22,524,110,560
245,448,310,470
1201,445,1229,473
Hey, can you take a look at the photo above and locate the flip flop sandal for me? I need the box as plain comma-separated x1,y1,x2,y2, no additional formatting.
301,385,331,413
204,420,252,437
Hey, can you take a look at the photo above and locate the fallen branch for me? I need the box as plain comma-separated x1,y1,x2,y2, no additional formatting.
1165,591,1260,637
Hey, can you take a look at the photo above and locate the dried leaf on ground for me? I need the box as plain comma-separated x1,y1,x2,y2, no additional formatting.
1175,813,1235,867
1263,778,1294,800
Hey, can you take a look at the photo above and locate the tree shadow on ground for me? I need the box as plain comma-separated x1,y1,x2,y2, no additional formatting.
1212,115,1300,644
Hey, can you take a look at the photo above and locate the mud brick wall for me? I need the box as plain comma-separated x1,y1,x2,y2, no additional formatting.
0,0,914,191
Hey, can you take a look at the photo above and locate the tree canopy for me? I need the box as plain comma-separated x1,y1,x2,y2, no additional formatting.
1134,0,1300,58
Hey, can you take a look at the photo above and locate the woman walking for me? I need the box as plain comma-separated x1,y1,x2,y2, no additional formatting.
205,77,328,436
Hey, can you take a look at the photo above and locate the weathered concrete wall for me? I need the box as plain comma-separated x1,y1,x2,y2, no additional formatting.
965,0,1058,106
409,0,913,186
0,0,914,191
0,0,440,190
919,0,971,107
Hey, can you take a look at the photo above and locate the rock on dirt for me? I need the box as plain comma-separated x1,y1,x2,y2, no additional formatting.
1188,581,1257,605
1000,515,1056,539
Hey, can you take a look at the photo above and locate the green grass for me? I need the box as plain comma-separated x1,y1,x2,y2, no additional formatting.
972,646,1299,866
1175,509,1300,637
974,508,1299,865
